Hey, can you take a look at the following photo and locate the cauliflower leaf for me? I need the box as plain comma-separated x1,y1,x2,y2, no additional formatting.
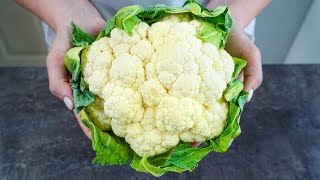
64,46,94,113
81,110,134,165
71,21,94,47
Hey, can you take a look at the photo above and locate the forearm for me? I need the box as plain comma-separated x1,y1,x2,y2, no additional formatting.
207,0,272,29
15,0,97,32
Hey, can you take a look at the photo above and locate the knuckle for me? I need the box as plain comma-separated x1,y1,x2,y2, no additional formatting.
246,43,261,61
49,83,59,97
257,74,263,86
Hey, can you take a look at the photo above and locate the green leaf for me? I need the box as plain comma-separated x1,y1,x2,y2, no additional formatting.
224,80,244,101
71,22,94,47
80,77,85,92
64,47,85,81
165,142,213,171
147,148,175,166
131,153,143,171
232,57,247,80
236,91,249,112
64,46,95,113
137,5,190,24
131,142,215,176
195,20,223,48
113,5,143,36
183,0,228,18
81,111,134,165
183,1,232,48
211,103,240,152
136,156,167,177
96,19,116,40
73,89,94,113
131,154,185,177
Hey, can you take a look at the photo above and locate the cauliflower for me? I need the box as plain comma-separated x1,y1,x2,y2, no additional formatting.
85,96,111,131
64,1,248,176
79,16,235,157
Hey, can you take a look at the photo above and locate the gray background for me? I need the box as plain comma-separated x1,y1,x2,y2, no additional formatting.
0,0,319,65
255,0,312,64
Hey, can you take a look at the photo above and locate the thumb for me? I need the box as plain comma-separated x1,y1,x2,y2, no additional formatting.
46,33,74,110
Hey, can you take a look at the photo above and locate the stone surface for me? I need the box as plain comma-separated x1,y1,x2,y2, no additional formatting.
0,65,320,180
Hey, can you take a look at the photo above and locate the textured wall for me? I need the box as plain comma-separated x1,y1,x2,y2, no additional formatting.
0,0,47,66
285,0,320,64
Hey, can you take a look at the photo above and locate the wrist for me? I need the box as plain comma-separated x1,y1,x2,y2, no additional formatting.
229,22,245,37
51,0,103,33
228,4,247,30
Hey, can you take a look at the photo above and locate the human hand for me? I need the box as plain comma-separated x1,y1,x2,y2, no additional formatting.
225,23,263,101
45,1,105,139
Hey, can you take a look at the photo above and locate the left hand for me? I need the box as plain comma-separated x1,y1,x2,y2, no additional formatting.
225,24,263,94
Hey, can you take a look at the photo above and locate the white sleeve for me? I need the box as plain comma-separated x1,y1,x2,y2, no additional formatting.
42,22,55,49
244,18,256,42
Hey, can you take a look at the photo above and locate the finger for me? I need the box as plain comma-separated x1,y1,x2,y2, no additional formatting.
237,71,244,82
191,142,202,147
74,111,91,139
46,32,74,110
242,42,263,92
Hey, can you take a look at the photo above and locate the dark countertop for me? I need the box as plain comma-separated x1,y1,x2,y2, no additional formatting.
0,65,320,180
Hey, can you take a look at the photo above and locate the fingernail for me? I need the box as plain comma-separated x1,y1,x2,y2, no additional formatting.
63,97,73,110
247,89,254,103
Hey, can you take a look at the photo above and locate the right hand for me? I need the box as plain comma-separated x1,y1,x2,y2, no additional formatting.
45,1,105,138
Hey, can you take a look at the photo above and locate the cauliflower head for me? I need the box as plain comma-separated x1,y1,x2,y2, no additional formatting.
64,1,249,177
80,14,235,157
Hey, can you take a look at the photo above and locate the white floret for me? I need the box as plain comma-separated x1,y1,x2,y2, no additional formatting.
130,39,155,64
102,83,145,125
216,49,235,82
156,95,195,133
109,53,145,90
180,100,228,142
197,69,227,106
81,37,114,97
170,74,201,98
109,28,140,57
138,79,167,107
125,108,179,157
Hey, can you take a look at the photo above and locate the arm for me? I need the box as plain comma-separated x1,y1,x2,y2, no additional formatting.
16,0,106,138
15,0,105,35
16,0,105,101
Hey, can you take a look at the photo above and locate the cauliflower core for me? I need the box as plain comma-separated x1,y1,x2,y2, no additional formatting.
81,15,234,157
